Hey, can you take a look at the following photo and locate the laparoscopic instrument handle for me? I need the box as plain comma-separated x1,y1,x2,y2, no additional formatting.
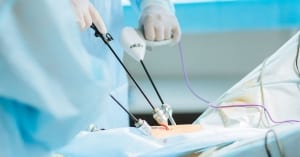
90,23,156,110
90,23,113,43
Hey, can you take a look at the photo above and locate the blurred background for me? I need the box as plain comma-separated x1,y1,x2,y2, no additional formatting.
122,0,300,124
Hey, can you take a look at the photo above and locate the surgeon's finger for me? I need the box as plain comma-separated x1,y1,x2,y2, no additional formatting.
83,13,92,30
70,0,85,30
171,26,181,43
154,25,164,41
78,12,86,30
143,21,155,41
164,27,172,40
89,4,107,34
72,8,85,29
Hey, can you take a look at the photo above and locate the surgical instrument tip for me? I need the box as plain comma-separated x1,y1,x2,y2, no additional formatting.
110,94,152,136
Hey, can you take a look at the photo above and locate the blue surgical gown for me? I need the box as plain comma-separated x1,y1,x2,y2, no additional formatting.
0,0,121,156
0,0,148,156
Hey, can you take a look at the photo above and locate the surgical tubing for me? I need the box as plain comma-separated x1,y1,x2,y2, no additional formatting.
177,42,300,125
178,42,210,104
209,104,300,124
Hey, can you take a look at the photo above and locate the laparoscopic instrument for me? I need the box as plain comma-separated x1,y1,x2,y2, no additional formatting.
90,24,176,130
120,27,177,126
110,95,152,135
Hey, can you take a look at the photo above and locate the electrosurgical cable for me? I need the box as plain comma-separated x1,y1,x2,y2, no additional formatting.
90,24,155,110
209,104,300,124
177,42,300,125
177,42,211,104
257,59,271,128
264,129,285,157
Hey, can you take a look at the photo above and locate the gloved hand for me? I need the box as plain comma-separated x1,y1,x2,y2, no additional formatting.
139,3,181,43
71,0,107,33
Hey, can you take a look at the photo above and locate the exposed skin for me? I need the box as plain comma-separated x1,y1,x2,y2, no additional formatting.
151,124,202,138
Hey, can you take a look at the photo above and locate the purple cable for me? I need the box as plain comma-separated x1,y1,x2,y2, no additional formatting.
209,104,300,124
178,42,211,104
177,42,300,124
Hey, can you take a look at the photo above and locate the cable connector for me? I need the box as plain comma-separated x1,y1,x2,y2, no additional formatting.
161,103,176,125
153,107,169,127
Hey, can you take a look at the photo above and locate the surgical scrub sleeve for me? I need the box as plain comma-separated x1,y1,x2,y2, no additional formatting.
0,1,109,157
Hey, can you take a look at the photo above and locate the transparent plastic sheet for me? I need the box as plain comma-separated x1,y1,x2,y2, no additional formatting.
194,31,300,128
211,124,300,157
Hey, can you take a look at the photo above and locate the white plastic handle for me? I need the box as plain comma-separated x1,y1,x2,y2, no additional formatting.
135,29,175,47
120,27,146,61
120,27,175,61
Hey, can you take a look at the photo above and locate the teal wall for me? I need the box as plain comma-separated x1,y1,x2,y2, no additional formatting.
123,0,300,32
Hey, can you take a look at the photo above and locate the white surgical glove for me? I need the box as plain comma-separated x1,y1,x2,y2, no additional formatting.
71,0,107,33
139,0,181,43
